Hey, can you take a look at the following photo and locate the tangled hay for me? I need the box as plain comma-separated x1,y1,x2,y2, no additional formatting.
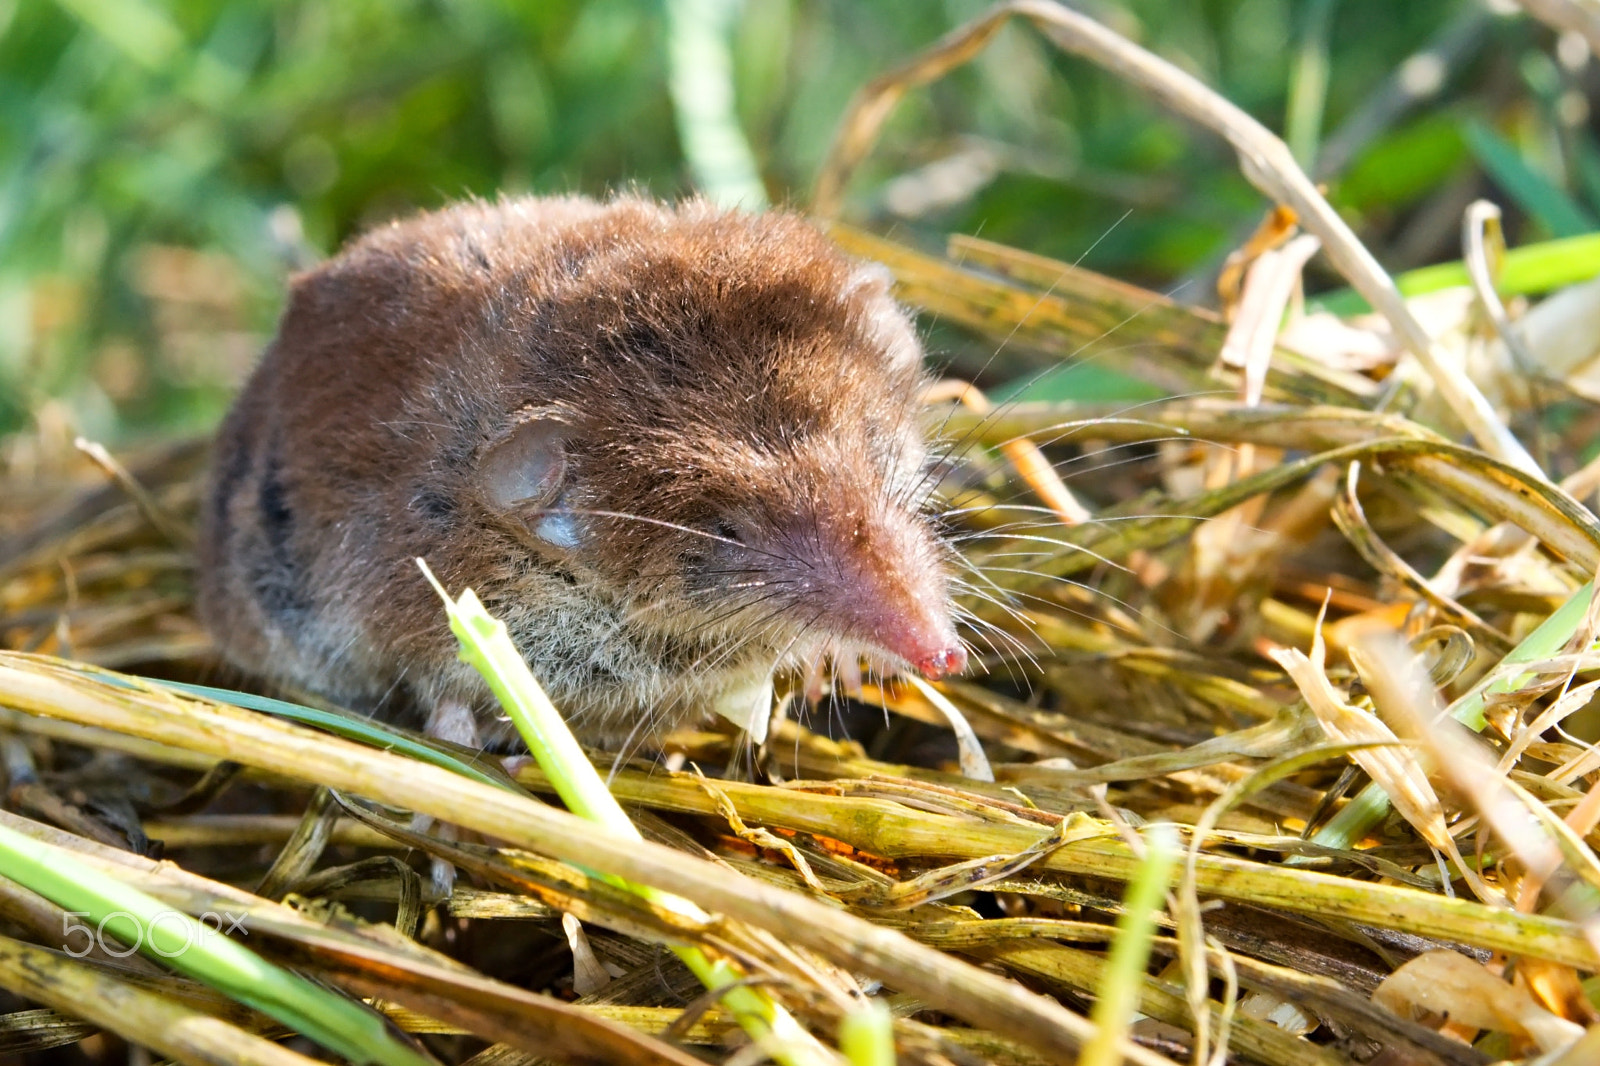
8,4,1600,1065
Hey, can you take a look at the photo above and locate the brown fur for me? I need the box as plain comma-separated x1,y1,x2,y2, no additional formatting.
197,195,964,744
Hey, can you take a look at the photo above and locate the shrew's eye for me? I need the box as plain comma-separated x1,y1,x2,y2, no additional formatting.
711,518,743,544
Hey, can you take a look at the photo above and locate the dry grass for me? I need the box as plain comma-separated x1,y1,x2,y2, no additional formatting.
9,3,1600,1064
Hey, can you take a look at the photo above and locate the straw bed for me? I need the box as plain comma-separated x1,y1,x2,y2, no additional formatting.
10,3,1600,1064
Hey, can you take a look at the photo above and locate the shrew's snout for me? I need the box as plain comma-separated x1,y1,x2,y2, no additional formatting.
762,500,966,682
916,644,968,680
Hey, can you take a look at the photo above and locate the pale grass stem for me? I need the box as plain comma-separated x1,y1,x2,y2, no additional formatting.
415,557,847,1066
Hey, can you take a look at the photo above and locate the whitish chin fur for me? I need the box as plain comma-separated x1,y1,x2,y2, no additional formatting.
411,579,801,748
425,580,915,750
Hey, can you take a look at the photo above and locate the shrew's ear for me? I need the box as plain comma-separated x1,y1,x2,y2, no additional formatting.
846,262,923,374
478,409,569,512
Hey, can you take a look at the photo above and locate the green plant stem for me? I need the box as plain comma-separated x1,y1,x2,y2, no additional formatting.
838,1000,894,1066
664,0,768,209
1285,0,1336,166
1310,580,1596,851
146,678,514,791
417,560,839,1066
0,820,433,1066
1080,823,1179,1066
1313,232,1600,315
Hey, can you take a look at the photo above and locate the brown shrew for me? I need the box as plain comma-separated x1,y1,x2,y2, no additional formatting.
197,195,966,748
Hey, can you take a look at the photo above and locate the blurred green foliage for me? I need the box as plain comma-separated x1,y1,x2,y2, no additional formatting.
3,0,1598,443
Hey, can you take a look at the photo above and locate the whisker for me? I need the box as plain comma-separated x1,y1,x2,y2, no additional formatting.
526,508,789,561
949,575,1035,628
963,534,1135,576
952,604,1042,674
667,587,797,640
962,567,1189,645
919,319,1214,483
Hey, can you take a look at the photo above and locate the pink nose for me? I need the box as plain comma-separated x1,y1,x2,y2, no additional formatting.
916,645,967,680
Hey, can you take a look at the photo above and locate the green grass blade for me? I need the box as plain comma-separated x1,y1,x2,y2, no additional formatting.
415,565,645,835
1462,119,1594,238
50,0,183,69
415,559,840,1066
665,0,768,209
1574,136,1600,217
125,676,517,793
1285,0,1335,167
1312,231,1600,315
838,999,894,1066
0,820,435,1066
1080,823,1179,1066
1309,580,1596,851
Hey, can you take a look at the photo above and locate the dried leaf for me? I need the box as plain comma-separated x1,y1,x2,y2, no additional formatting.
1373,950,1583,1053
1269,630,1453,853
